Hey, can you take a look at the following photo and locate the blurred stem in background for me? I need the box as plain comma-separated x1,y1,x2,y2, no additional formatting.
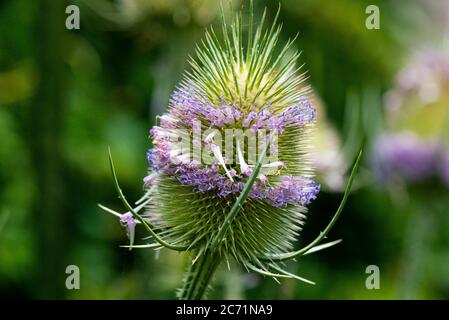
399,201,433,299
29,0,69,298
149,28,198,120
223,266,244,300
0,210,10,234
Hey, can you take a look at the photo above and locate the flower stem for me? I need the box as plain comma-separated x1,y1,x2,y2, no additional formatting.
398,202,433,299
179,249,221,300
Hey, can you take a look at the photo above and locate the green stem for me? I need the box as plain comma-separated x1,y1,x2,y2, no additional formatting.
180,250,221,300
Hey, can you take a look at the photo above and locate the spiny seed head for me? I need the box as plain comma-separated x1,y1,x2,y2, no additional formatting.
144,8,319,273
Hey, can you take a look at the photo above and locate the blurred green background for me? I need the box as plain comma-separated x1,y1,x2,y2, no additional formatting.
0,0,448,299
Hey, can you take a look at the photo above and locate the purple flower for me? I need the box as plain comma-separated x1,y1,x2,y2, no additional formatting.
265,176,320,207
167,87,316,133
120,213,137,249
222,105,236,125
372,133,443,185
282,97,316,127
242,111,258,127
146,85,320,208
120,213,136,227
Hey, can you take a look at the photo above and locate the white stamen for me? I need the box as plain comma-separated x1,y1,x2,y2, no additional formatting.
210,144,234,182
175,154,191,164
237,140,252,176
204,131,217,145
169,148,182,158
159,115,177,123
262,161,285,168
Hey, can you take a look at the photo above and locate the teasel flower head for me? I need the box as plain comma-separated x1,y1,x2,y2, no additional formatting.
100,3,362,299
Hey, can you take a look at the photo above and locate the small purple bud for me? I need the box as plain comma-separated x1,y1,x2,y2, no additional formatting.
120,213,136,250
